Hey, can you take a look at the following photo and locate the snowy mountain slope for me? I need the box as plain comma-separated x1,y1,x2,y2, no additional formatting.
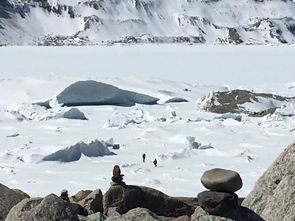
2,0,295,45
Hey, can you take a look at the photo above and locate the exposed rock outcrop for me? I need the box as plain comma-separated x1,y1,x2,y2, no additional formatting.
200,89,290,116
242,141,295,221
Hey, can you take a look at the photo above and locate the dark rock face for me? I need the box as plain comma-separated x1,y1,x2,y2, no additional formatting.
55,80,159,107
5,194,79,221
201,168,243,192
201,89,288,116
242,141,295,221
0,183,30,221
197,191,238,216
103,185,194,217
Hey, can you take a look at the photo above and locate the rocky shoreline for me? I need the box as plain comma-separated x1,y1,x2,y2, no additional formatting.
1,141,294,221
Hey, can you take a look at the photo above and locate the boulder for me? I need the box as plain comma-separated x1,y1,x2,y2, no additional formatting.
54,80,159,107
63,108,87,120
65,202,88,216
5,194,79,221
70,190,92,202
0,184,30,221
103,185,194,217
201,168,242,192
106,207,164,221
242,141,295,221
191,206,264,221
78,189,103,214
197,191,238,216
78,212,106,221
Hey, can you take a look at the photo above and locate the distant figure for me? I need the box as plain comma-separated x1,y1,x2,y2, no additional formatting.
142,153,146,163
111,165,125,185
153,158,157,167
60,189,70,202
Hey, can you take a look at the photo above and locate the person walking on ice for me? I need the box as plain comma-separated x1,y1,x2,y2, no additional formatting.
153,158,157,167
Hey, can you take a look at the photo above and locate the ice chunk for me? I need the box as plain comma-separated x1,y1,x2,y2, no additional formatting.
54,80,159,107
42,140,115,162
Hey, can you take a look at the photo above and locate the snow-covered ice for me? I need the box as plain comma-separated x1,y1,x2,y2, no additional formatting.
0,45,294,199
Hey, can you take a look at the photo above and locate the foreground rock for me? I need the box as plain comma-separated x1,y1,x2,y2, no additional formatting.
200,89,290,116
5,194,79,221
103,184,194,217
78,189,103,214
52,80,159,107
42,140,115,162
242,141,295,221
0,184,30,221
191,206,264,221
201,168,243,192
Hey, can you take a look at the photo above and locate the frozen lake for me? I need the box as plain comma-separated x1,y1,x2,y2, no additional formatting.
0,45,294,198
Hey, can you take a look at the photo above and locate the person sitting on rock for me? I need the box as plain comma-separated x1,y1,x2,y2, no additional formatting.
111,165,125,185
60,189,70,202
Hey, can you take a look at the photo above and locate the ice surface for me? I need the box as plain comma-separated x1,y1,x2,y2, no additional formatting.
0,46,294,198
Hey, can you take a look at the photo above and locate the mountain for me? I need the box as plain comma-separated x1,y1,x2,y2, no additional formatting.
1,0,295,45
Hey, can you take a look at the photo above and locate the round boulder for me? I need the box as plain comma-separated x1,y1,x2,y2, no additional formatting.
201,168,242,192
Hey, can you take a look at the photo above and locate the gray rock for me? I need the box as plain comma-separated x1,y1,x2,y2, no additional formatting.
191,206,264,221
70,190,92,202
103,185,194,217
197,191,238,216
78,189,103,214
63,108,87,120
242,141,295,221
79,212,106,221
55,80,159,107
106,207,164,221
0,184,29,221
5,194,79,221
201,168,243,192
